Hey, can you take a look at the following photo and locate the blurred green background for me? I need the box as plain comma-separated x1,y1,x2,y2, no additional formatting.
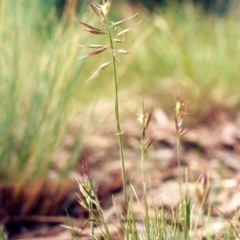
1,0,240,184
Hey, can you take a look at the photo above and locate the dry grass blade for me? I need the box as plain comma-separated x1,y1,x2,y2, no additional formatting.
110,13,139,28
78,47,108,59
146,136,156,149
85,61,111,82
77,44,109,48
214,206,240,240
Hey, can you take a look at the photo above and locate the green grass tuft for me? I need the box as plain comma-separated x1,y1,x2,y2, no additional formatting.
0,0,86,183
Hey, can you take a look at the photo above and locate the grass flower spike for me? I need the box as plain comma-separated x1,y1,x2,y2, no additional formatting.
175,96,187,200
78,180,96,210
88,0,112,23
99,0,111,21
175,96,187,137
78,1,139,206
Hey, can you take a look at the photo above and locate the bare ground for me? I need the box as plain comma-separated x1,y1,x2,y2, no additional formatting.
2,108,240,239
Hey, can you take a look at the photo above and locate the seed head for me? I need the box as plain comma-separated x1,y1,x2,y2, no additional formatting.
137,104,147,127
78,180,96,209
175,96,188,136
88,0,112,23
99,0,111,21
138,103,155,149
196,172,210,207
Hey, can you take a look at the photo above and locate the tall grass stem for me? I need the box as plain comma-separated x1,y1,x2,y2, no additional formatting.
106,23,127,204
177,137,183,201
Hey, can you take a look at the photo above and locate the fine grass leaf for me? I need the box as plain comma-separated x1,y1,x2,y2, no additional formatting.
78,47,108,59
85,61,111,82
214,206,240,240
66,211,78,240
110,13,139,28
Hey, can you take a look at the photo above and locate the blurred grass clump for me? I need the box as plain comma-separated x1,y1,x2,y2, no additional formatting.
74,0,240,119
1,0,240,185
118,1,240,118
0,0,89,184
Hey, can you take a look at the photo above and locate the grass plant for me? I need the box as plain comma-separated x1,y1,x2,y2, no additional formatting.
2,0,240,132
137,103,155,239
76,0,141,205
71,2,240,239
0,0,87,184
67,1,240,122
75,0,141,237
117,2,240,119
2,0,240,238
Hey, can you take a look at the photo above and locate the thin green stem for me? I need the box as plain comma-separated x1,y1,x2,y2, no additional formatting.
140,136,150,239
177,136,183,201
106,22,127,204
90,201,94,240
140,136,145,182
138,106,152,239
